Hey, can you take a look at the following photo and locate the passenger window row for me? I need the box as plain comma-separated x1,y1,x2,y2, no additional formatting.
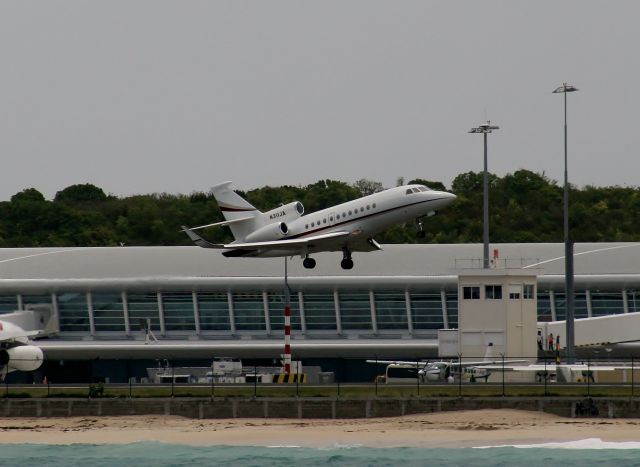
304,203,377,230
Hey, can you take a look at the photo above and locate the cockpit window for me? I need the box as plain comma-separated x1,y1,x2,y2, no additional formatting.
412,188,420,193
406,189,413,195
418,185,431,192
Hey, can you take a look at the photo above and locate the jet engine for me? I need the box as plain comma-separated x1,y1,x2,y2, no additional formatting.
243,221,289,243
263,201,304,223
0,345,44,372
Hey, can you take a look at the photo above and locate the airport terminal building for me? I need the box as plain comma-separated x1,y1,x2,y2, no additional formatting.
2,243,640,372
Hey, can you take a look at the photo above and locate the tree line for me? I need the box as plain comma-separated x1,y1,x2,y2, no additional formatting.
1,169,638,248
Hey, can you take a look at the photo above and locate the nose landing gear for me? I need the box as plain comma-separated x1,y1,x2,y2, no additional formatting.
416,218,426,239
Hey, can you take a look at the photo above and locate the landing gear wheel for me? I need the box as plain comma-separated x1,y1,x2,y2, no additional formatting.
416,218,425,239
341,247,353,270
340,258,354,270
303,257,316,269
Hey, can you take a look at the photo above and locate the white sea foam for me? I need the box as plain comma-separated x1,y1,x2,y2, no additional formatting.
266,445,302,448
475,438,640,450
316,443,364,450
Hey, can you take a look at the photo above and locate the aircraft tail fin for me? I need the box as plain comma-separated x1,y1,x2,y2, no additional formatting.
483,342,494,361
210,181,261,241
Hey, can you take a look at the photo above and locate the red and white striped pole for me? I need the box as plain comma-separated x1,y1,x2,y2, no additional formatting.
283,257,291,374
284,304,291,374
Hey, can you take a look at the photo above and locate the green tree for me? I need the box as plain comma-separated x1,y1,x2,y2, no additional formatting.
353,179,384,197
11,188,45,203
1,173,640,248
55,184,108,203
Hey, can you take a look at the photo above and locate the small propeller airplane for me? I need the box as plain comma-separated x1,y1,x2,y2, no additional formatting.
370,341,636,384
367,344,529,383
182,181,456,269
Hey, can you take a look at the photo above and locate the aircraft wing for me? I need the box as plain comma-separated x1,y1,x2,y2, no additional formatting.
349,237,384,252
183,226,351,251
448,359,529,368
473,364,631,372
366,359,428,365
226,231,351,250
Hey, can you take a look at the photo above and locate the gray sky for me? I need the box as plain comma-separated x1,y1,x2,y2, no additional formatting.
1,1,639,200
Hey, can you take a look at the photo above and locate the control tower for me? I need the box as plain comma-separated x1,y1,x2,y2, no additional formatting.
440,268,538,362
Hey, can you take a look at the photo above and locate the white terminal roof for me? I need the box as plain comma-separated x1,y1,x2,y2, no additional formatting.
0,243,638,290
3,242,636,359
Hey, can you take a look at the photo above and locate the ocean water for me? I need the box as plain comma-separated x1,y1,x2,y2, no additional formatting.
1,440,640,466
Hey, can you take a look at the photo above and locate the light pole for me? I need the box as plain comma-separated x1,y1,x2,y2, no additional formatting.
469,121,500,269
553,82,578,363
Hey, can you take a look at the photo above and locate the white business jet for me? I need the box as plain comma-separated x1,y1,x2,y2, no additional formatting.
0,311,47,380
182,181,456,269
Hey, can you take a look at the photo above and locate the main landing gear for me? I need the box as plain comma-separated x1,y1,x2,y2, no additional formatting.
416,218,426,239
303,256,316,269
302,249,354,270
340,248,354,270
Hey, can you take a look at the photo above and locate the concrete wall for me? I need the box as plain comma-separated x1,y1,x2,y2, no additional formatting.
2,397,640,419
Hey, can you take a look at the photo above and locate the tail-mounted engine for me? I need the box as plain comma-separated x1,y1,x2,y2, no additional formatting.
243,221,289,243
263,202,304,223
237,201,303,243
0,345,44,373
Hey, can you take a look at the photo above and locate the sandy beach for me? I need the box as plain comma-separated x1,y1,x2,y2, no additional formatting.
0,410,639,447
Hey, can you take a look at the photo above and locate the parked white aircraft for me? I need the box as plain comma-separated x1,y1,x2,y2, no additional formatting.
473,362,633,383
0,312,46,380
368,344,528,383
182,181,456,269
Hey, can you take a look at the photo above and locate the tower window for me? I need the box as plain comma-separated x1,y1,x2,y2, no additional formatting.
485,285,503,300
463,286,480,300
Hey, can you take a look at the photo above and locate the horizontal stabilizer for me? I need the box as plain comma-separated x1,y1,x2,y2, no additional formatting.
181,226,226,249
180,216,255,233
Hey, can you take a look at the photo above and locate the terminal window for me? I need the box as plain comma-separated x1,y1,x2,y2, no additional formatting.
462,286,480,300
524,284,535,299
485,285,503,300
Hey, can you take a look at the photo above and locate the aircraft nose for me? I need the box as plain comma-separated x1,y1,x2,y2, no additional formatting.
437,191,457,204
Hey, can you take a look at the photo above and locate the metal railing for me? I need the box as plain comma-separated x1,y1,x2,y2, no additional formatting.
2,354,639,399
454,257,542,270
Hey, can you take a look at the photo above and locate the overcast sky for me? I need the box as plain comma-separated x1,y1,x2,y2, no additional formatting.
1,1,638,200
